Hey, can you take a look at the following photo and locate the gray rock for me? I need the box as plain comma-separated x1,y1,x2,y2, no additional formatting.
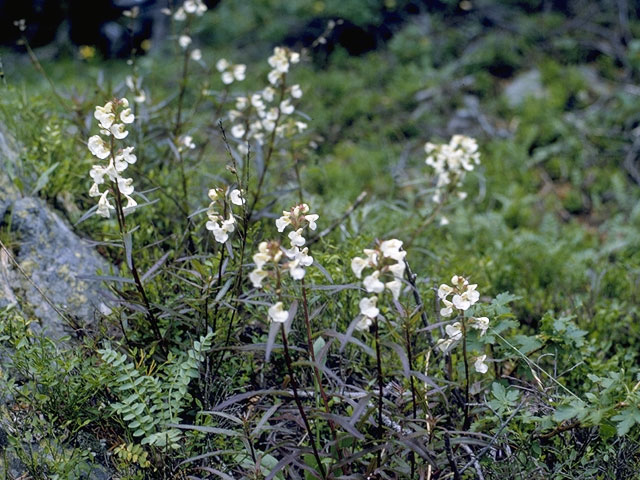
0,123,20,220
0,123,112,339
504,69,545,108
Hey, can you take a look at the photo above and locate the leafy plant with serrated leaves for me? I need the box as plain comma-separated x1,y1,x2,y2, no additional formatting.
98,331,213,449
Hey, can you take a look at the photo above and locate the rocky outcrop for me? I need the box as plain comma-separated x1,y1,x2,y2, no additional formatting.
0,123,112,339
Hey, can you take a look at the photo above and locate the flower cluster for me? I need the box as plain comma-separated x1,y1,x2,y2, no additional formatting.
228,47,306,155
88,99,137,218
250,204,319,323
275,203,318,248
205,187,245,243
438,275,481,316
216,59,246,85
425,135,480,203
267,47,300,86
435,275,490,373
169,0,207,21
351,239,406,331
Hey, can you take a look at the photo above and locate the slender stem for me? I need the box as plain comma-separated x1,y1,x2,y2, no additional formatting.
374,317,384,469
210,242,225,333
281,326,327,479
405,201,443,250
173,21,192,137
300,279,343,469
247,77,287,221
109,139,166,354
405,324,418,479
462,322,470,430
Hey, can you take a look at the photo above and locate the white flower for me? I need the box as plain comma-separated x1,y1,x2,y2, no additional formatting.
268,302,289,323
445,322,462,341
114,146,136,172
268,69,282,86
89,164,108,185
208,188,219,202
438,284,454,299
363,271,385,294
359,296,379,318
179,35,192,49
351,257,369,279
295,247,313,267
268,47,290,73
173,7,186,20
183,0,198,13
123,194,137,211
231,124,246,138
276,214,291,232
385,279,402,300
356,316,373,332
96,191,114,218
117,177,134,196
190,48,202,61
88,135,110,159
120,108,134,124
216,58,230,72
280,99,294,115
436,337,455,353
295,121,308,133
380,239,405,262
206,214,236,243
89,183,101,197
388,261,405,279
249,268,268,288
182,135,196,150
184,0,207,15
229,189,245,206
251,94,265,110
290,84,302,98
474,355,489,374
288,228,305,247
110,123,129,139
440,299,454,318
305,213,319,230
287,258,305,280
233,64,246,81
452,294,470,311
222,71,234,85
94,102,115,129
470,316,489,336
262,86,276,102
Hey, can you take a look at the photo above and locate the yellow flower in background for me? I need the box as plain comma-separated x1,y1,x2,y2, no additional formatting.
79,45,96,60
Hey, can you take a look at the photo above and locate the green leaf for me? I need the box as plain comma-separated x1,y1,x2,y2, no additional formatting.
31,162,59,195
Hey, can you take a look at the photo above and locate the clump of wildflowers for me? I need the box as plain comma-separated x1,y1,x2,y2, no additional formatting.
351,239,406,331
425,135,480,203
227,47,306,155
205,187,245,243
87,98,137,218
436,275,490,373
249,204,319,323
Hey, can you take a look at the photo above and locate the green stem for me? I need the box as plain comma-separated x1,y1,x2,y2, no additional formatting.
281,325,327,479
